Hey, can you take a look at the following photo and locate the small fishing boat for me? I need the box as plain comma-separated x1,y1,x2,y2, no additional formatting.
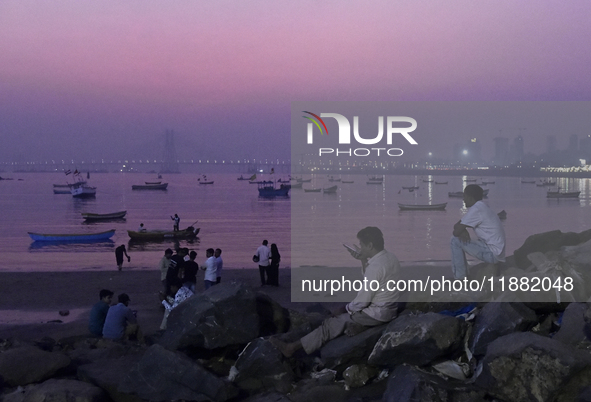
422,179,434,183
449,189,489,198
402,186,420,190
398,203,447,211
198,181,214,185
521,180,536,184
547,190,580,199
323,185,338,193
297,178,312,183
304,188,322,193
237,175,248,181
71,182,97,198
54,181,86,188
366,181,383,185
29,229,116,242
435,181,448,184
145,181,162,185
537,181,556,187
81,211,127,221
290,182,303,189
132,183,168,190
481,181,495,185
328,177,341,182
127,227,200,240
53,189,71,194
464,179,477,182
341,180,354,184
257,182,290,197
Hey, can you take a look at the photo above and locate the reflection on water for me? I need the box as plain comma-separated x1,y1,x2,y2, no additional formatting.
127,237,201,252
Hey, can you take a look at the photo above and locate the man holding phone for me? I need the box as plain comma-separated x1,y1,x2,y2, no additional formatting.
271,226,400,357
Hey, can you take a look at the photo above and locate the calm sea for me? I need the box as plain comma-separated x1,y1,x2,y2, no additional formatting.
1,172,590,272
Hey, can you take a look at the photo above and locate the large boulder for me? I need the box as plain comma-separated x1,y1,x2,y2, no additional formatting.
120,344,237,402
469,302,538,356
232,338,294,394
320,324,387,371
77,355,143,402
2,379,107,402
159,283,259,350
0,346,70,387
553,302,589,346
476,332,591,402
513,229,591,269
368,313,466,367
255,292,290,336
382,365,485,402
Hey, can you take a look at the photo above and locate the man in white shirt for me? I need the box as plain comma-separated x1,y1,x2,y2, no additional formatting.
271,227,400,357
451,184,506,279
202,248,217,290
255,240,272,286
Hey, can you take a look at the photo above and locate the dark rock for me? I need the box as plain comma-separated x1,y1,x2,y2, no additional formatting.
523,301,570,314
476,332,591,402
59,310,70,316
513,229,591,269
232,338,294,394
304,303,331,315
382,365,485,402
368,313,466,367
77,355,143,402
35,336,57,352
242,392,292,402
120,344,238,401
256,292,290,336
2,379,107,402
320,324,386,371
342,364,379,388
469,302,538,356
0,346,71,386
554,302,588,346
288,383,347,402
159,282,259,350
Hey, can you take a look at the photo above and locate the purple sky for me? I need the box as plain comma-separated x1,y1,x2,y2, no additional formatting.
2,1,591,163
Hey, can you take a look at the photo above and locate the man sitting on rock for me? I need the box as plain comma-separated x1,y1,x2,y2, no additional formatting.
271,226,400,357
88,289,113,337
451,184,506,279
102,293,143,342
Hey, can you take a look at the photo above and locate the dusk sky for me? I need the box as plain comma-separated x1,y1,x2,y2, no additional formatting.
2,1,591,164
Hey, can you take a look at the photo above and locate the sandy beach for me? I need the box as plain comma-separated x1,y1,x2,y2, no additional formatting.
0,267,346,342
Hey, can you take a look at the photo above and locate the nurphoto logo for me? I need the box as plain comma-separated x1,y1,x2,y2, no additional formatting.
303,111,418,157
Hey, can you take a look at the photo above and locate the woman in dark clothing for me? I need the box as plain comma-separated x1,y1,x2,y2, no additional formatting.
269,243,281,287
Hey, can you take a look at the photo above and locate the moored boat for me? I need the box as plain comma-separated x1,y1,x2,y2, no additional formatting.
198,181,214,185
449,189,489,198
323,185,338,193
366,181,383,185
127,226,200,240
82,211,127,221
258,181,290,197
304,188,321,193
435,181,448,184
547,190,580,198
341,180,354,184
71,182,97,198
398,203,447,211
28,229,116,242
145,181,161,185
132,183,168,190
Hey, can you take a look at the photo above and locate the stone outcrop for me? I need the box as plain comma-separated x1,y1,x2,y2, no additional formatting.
513,229,591,269
0,346,71,387
2,379,107,402
320,324,386,372
159,282,259,350
368,313,467,367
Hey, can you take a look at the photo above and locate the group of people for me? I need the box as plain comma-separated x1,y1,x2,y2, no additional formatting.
88,289,143,342
254,240,281,287
159,247,224,295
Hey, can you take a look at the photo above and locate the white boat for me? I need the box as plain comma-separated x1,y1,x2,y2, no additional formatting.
71,182,96,198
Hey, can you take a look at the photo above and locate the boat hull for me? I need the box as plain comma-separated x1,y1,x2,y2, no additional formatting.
29,229,116,242
71,184,97,198
82,211,127,221
132,183,168,190
547,191,580,198
398,203,447,211
127,227,200,240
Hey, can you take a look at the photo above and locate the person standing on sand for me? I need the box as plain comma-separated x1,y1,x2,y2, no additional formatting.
171,214,180,231
88,289,113,337
115,244,130,271
158,248,173,293
102,293,143,342
270,227,400,357
214,248,223,284
268,243,281,287
202,248,217,290
182,250,199,292
451,184,506,279
166,248,187,295
255,240,272,286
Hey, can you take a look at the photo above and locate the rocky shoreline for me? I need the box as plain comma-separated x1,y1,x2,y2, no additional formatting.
3,229,591,401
